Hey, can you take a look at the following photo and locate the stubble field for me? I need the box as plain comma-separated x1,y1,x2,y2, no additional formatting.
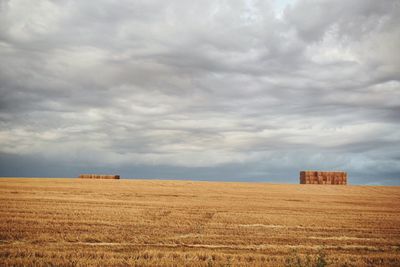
0,178,400,266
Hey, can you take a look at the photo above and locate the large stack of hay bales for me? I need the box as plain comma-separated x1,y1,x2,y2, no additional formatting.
79,174,120,179
300,171,347,185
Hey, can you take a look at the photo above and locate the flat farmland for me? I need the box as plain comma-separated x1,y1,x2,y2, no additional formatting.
0,178,399,266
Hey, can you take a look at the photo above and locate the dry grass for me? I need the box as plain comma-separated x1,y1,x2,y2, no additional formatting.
0,178,399,266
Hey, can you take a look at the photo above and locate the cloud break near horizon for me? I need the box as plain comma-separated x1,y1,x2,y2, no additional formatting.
0,0,399,184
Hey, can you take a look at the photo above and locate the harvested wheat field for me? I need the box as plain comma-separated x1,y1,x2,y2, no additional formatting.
0,178,400,266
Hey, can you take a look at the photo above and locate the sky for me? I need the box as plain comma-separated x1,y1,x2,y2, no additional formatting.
0,0,399,185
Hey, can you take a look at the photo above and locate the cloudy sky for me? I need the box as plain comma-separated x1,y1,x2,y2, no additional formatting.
0,0,399,184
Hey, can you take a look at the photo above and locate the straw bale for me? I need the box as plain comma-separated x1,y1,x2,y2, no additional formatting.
299,171,347,185
79,174,120,179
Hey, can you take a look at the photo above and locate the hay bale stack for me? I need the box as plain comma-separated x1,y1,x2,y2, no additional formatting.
79,174,120,179
299,171,347,185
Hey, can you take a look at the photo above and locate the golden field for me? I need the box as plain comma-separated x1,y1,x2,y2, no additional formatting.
0,178,400,266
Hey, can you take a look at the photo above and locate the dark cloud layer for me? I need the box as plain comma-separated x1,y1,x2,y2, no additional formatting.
0,0,399,184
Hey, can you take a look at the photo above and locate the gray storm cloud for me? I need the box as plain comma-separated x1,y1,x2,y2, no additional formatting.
0,0,399,184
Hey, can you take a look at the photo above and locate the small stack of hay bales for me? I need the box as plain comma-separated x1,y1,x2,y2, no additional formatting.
300,171,347,185
79,174,120,179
